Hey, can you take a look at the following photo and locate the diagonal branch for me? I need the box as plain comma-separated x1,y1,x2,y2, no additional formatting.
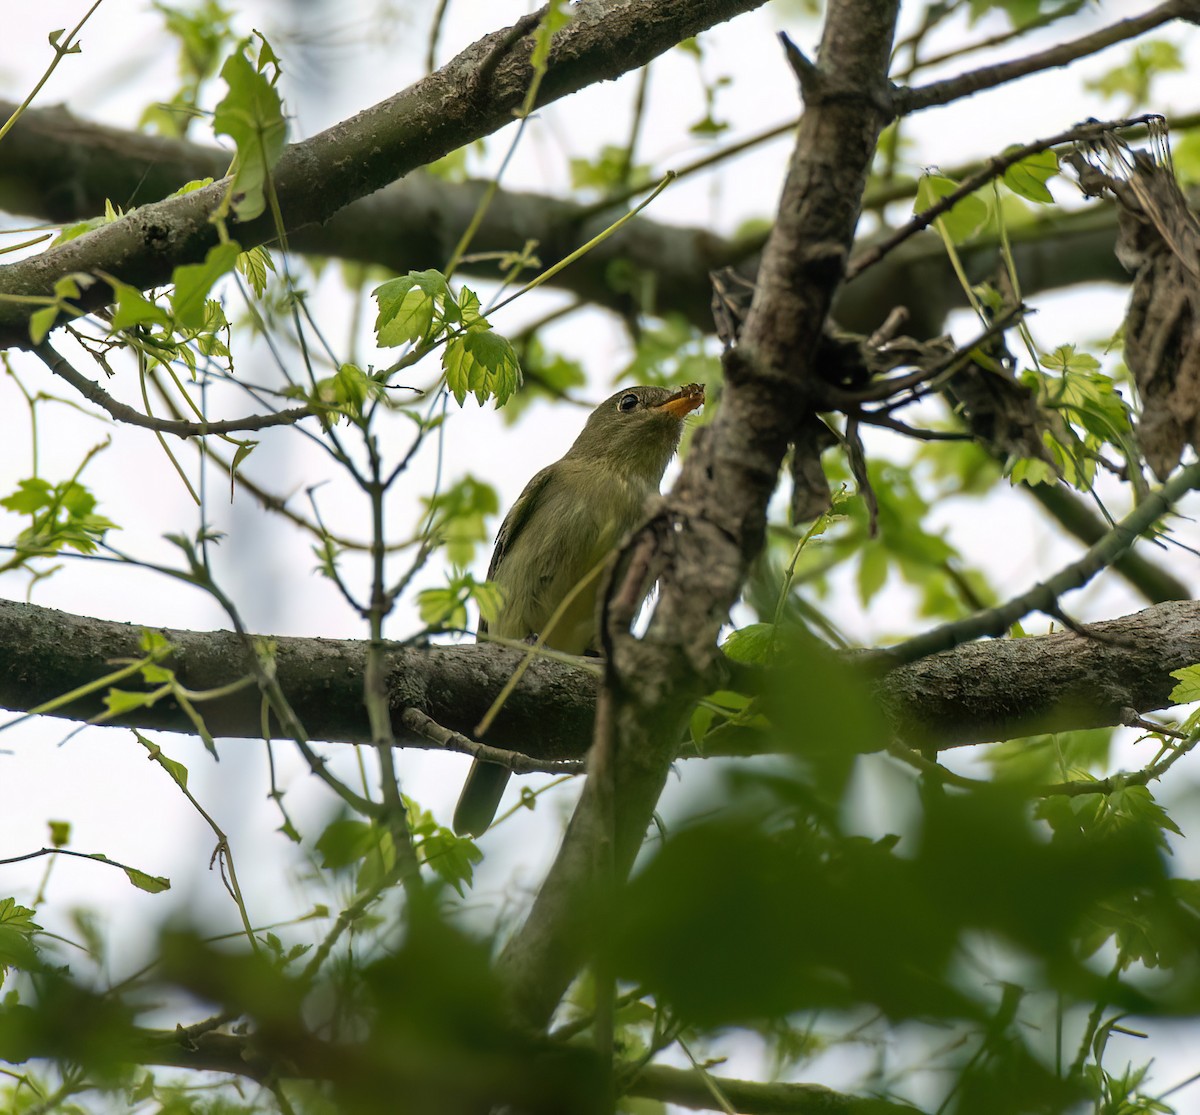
893,0,1198,117
865,459,1200,671
495,0,904,1030
0,0,767,349
34,342,313,436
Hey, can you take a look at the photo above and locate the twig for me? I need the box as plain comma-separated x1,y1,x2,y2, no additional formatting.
892,0,1086,81
823,304,1026,407
863,459,1200,671
893,1,1193,116
34,342,313,436
847,115,1162,280
398,707,585,774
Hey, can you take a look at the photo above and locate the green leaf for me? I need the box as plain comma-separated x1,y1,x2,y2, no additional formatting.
456,286,485,328
1002,148,1058,204
104,689,158,716
171,177,216,197
109,281,172,331
721,623,775,665
569,144,650,194
1084,40,1184,106
856,544,889,604
472,580,505,629
914,173,990,244
374,270,450,347
422,475,499,566
124,868,171,894
171,240,241,329
1169,664,1200,704
1009,456,1057,487
315,819,375,869
1,478,52,514
29,305,60,344
137,732,190,790
237,244,276,298
417,586,467,630
443,329,522,406
0,898,41,978
231,439,257,473
212,45,286,221
418,827,483,896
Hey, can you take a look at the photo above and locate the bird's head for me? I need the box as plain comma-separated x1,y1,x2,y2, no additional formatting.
566,383,706,481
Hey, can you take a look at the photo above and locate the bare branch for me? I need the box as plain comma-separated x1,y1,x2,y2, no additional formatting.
864,459,1200,671
34,342,312,437
894,1,1196,117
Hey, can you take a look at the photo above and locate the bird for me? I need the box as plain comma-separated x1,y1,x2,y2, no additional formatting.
452,382,706,837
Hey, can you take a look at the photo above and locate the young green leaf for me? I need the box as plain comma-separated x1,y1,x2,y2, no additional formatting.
443,330,522,406
914,173,990,244
171,241,241,329
213,45,286,221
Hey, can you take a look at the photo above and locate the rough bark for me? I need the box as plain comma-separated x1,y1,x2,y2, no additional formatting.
495,0,905,1028
3,596,1197,760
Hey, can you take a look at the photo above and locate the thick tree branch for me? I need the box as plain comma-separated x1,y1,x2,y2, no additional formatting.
495,0,904,1030
0,0,767,349
2,98,1192,345
0,1021,921,1115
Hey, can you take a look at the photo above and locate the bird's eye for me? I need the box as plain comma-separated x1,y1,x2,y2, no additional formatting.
618,392,639,412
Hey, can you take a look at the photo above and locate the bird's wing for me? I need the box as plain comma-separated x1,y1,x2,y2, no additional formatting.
478,465,556,635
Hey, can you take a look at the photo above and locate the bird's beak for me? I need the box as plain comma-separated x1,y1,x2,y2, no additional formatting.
655,382,706,419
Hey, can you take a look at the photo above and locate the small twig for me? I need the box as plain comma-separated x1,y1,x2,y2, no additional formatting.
470,10,542,102
843,415,877,536
778,32,818,95
863,459,1200,672
887,739,990,789
853,411,971,441
893,2,1190,116
847,114,1162,280
398,707,585,774
0,845,168,882
425,0,452,73
892,0,1085,81
34,342,313,437
1120,707,1189,740
823,304,1026,407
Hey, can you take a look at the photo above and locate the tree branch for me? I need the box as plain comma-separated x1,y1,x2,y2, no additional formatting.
0,1022,923,1115
34,342,313,436
2,99,1192,343
0,0,767,349
0,596,1197,760
865,459,1200,670
892,0,1198,117
495,0,904,1030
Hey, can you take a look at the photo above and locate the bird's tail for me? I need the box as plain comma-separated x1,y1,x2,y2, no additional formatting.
453,759,510,837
